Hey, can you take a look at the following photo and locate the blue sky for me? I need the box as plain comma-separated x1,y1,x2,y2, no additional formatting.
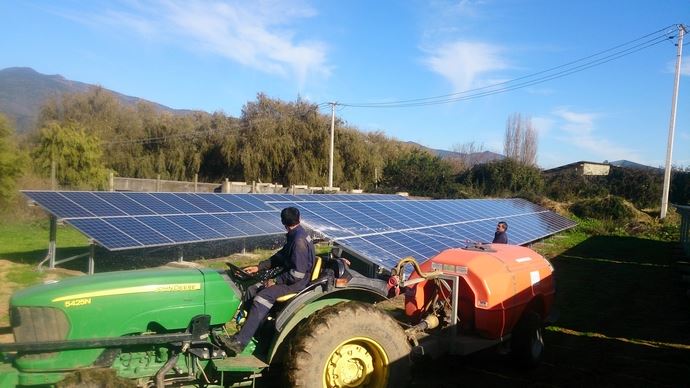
1,0,688,168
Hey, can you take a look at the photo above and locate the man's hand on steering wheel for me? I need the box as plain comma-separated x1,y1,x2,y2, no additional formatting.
244,265,259,274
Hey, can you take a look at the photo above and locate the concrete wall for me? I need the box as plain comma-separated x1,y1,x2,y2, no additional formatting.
110,175,344,194
582,163,610,176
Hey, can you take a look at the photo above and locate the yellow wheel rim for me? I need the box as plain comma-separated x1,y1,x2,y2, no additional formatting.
323,336,389,388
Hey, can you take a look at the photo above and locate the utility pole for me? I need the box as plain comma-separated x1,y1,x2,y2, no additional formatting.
328,102,336,189
661,24,685,219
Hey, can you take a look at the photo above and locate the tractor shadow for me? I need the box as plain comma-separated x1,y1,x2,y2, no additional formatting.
409,235,690,387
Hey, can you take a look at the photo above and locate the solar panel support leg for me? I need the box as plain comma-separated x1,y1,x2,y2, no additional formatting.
48,215,57,270
88,244,95,275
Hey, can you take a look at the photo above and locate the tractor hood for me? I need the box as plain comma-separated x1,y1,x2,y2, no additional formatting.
11,267,238,338
12,268,205,307
8,267,239,373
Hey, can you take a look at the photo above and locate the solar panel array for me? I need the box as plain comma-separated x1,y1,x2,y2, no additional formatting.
273,199,576,269
22,191,407,250
24,191,575,269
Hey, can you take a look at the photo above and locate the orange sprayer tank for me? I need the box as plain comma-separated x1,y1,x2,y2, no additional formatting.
404,244,555,339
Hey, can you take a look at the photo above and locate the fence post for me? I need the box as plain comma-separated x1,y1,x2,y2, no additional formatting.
194,174,198,192
156,174,161,192
108,172,114,192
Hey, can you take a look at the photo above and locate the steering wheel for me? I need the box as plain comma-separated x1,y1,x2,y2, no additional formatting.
225,262,286,283
225,262,254,282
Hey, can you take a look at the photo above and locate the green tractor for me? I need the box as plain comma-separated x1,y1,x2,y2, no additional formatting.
0,243,557,387
0,255,411,387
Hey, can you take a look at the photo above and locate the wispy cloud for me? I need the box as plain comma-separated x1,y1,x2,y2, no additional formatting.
666,55,689,76
531,116,554,136
681,56,690,76
552,107,641,162
424,41,509,91
60,0,329,86
431,0,488,18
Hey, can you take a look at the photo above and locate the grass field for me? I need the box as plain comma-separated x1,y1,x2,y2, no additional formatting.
0,220,89,265
0,219,688,386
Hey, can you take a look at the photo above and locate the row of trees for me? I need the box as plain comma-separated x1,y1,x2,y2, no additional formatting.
1,87,689,211
4,89,415,204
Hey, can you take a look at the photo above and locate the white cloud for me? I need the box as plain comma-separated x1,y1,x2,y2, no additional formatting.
531,116,554,136
63,0,330,86
551,108,641,162
666,55,690,76
424,41,509,91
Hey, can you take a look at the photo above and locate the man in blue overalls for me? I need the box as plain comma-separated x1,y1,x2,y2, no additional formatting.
221,206,315,355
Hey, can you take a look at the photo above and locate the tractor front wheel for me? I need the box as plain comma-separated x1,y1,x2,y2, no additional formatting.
286,301,411,388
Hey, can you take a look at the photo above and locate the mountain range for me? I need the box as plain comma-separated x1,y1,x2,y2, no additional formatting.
0,67,190,133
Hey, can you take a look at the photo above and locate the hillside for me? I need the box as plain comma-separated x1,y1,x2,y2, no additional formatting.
610,159,661,172
406,141,504,165
0,67,193,133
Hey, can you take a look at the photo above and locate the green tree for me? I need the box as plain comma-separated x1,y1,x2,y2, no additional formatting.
0,114,24,208
544,170,608,202
238,94,330,186
381,148,460,198
462,158,543,197
671,169,690,205
32,121,108,189
605,166,662,209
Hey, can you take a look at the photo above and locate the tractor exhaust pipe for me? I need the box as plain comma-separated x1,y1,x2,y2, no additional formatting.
155,352,179,388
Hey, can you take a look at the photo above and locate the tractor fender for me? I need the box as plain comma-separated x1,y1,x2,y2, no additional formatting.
267,286,388,362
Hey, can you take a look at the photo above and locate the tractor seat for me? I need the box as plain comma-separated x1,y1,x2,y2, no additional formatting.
275,256,323,303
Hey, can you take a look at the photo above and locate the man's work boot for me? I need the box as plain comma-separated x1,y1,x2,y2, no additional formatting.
218,335,244,356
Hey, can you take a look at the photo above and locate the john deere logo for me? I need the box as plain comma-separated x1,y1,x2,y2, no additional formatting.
53,283,202,305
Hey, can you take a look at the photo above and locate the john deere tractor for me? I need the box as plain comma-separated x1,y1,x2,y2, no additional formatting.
0,243,554,387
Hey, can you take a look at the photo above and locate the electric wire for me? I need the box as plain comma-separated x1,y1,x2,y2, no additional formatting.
338,24,679,108
342,36,671,108
102,25,684,144
103,117,290,146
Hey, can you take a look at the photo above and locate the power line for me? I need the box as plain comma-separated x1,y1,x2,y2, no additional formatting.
344,36,671,108
102,114,325,146
102,25,683,145
337,24,679,108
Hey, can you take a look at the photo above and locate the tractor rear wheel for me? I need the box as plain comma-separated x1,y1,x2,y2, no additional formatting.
510,311,544,367
286,301,411,388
